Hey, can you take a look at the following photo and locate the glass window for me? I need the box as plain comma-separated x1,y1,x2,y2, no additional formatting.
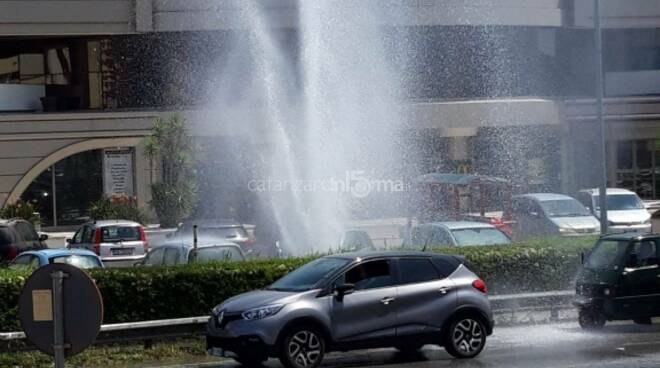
627,241,658,268
10,255,39,270
194,246,244,263
72,228,83,244
430,229,453,246
410,227,428,247
343,260,393,290
268,257,350,292
82,226,94,243
586,240,629,270
12,254,32,266
594,194,644,210
144,247,165,266
398,258,440,284
101,226,140,242
54,150,103,226
0,227,14,246
617,141,633,170
451,228,511,246
51,255,102,269
15,222,38,241
163,248,181,265
539,199,591,218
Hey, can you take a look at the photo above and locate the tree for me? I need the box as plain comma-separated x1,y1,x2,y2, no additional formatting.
144,114,198,228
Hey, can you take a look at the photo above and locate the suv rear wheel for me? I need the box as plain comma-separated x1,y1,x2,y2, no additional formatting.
578,308,606,330
443,315,486,359
279,325,325,368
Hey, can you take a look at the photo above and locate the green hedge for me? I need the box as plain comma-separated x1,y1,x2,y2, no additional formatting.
0,237,596,332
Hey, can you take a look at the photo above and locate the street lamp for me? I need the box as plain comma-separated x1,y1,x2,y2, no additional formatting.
594,0,608,234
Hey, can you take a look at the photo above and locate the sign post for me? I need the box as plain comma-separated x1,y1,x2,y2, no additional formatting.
52,270,67,368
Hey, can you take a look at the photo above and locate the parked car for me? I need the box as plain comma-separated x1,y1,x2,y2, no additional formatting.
507,193,600,240
67,220,148,262
168,219,254,249
576,188,651,233
575,233,660,329
140,243,245,266
10,249,103,271
0,218,48,262
338,229,376,252
206,251,493,367
404,221,511,248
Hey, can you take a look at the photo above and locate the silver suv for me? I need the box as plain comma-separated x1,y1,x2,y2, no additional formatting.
206,251,493,367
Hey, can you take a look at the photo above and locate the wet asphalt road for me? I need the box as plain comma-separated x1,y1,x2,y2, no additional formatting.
179,322,660,368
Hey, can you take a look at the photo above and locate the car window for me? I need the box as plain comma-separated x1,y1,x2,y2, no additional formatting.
15,222,38,241
193,246,244,263
82,226,94,243
10,255,39,270
410,227,426,247
451,228,511,246
72,228,84,243
539,199,591,218
0,227,13,246
627,241,658,268
586,240,629,270
269,257,350,292
430,228,452,246
163,248,181,265
577,193,592,209
144,247,166,266
341,260,393,291
101,226,140,242
51,255,102,269
398,258,440,284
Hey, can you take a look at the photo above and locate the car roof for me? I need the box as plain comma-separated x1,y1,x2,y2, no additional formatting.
182,219,242,227
21,248,100,258
580,188,636,195
87,219,142,227
158,242,241,249
420,221,495,230
514,193,575,201
328,250,465,264
600,232,660,241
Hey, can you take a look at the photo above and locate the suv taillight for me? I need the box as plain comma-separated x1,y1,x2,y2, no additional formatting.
472,279,487,294
138,226,148,253
6,246,18,260
93,228,102,255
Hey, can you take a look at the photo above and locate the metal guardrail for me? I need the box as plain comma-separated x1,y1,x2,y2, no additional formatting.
0,290,576,352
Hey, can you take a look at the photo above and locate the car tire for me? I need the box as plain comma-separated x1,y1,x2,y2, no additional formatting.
234,354,267,367
443,315,487,359
578,308,606,330
279,325,325,368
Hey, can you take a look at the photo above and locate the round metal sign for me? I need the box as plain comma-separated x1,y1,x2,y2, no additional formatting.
18,263,103,357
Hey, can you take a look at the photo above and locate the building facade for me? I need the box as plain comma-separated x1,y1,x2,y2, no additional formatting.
1,0,660,227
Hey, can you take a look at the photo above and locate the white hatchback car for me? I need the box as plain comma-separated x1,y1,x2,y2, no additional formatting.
576,188,651,233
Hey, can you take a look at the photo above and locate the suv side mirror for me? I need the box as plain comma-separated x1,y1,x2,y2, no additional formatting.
334,283,355,302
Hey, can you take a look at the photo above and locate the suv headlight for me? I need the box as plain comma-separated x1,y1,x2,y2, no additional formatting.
242,304,284,321
558,227,575,234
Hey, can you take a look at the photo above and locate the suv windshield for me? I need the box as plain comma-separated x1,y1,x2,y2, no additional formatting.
268,257,350,291
585,240,629,270
51,255,102,269
451,228,511,246
594,194,644,211
540,199,590,217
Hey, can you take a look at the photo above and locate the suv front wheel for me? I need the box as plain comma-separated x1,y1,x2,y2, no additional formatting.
279,325,326,368
443,315,487,359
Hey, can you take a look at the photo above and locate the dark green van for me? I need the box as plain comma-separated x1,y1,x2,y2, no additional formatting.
575,233,660,329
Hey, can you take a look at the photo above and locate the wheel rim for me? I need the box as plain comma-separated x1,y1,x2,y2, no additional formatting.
452,319,484,354
288,330,321,367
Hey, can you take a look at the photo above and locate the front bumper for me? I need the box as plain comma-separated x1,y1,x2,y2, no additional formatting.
206,311,283,356
206,334,275,357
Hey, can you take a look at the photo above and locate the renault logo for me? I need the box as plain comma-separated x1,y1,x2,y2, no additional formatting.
217,310,225,325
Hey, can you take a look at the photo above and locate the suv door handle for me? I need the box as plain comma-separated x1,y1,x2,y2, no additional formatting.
380,296,395,305
438,286,451,295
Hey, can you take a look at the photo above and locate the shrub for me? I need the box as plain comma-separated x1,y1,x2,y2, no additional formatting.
0,200,40,225
89,195,146,224
144,114,198,227
0,237,595,332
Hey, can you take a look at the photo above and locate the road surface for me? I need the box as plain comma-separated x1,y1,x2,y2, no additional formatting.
173,321,660,368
